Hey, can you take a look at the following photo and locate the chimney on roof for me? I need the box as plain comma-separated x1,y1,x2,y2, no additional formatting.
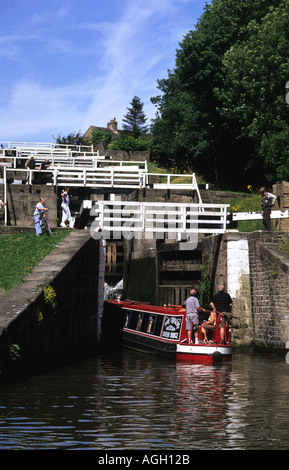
107,118,118,132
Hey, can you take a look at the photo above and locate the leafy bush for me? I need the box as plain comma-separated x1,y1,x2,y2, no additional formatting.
109,135,151,153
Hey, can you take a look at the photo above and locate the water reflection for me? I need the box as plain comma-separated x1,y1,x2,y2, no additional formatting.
174,362,232,448
0,349,289,449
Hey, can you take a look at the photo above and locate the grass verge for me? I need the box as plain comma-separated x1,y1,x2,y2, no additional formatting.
228,193,264,232
0,230,72,293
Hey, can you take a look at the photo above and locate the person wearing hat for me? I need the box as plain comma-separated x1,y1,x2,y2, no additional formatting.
260,187,277,231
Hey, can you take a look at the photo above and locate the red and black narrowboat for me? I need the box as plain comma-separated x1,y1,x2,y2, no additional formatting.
102,299,232,364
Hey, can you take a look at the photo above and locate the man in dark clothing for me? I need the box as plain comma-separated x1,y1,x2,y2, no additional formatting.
39,158,51,183
25,156,36,184
39,158,51,171
260,187,277,231
210,284,233,344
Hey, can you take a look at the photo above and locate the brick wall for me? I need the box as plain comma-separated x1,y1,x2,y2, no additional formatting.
273,181,289,231
248,231,289,349
202,231,289,350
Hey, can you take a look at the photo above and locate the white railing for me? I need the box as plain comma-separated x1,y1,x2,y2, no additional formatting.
0,147,73,166
51,167,147,188
232,211,289,221
0,148,148,170
0,141,93,152
146,172,206,202
91,200,230,237
0,165,204,192
1,167,147,188
0,147,100,167
146,172,203,188
1,141,58,149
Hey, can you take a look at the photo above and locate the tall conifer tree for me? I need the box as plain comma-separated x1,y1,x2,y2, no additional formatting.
122,96,149,138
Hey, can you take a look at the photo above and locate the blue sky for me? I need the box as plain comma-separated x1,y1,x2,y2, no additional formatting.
1,0,210,143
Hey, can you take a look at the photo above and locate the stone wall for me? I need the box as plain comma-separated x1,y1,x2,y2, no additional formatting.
202,233,253,347
104,150,150,162
3,183,57,227
0,231,101,382
248,231,289,350
91,145,150,163
202,231,289,350
273,181,289,231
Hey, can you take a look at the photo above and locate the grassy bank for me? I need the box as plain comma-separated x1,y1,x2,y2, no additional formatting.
228,192,264,232
0,230,72,293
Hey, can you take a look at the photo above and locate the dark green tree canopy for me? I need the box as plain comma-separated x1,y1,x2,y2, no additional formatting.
53,130,83,145
150,0,285,190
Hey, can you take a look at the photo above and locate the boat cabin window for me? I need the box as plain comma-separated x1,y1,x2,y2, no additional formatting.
147,315,156,334
123,309,163,336
136,313,143,331
124,311,131,328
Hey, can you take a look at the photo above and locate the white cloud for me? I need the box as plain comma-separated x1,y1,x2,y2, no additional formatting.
0,80,92,140
0,0,208,142
81,1,181,131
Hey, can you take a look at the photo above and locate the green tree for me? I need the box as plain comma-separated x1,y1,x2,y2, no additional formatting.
110,135,151,153
217,0,289,184
90,130,113,146
122,96,149,138
151,0,283,189
53,131,88,146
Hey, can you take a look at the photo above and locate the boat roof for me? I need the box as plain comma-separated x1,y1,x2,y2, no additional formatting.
106,299,184,315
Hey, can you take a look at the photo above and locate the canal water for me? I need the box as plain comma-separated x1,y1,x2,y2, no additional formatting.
0,348,289,451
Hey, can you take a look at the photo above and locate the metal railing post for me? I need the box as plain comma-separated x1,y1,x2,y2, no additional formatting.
4,165,7,226
139,170,143,188
223,206,227,231
142,203,145,231
52,168,57,186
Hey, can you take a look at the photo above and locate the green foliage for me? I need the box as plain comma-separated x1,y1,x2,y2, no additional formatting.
0,231,72,293
53,131,91,148
228,192,264,232
8,344,21,361
199,264,211,309
279,239,289,257
53,131,83,145
218,0,289,184
91,130,113,146
43,285,57,313
110,135,151,153
151,0,286,189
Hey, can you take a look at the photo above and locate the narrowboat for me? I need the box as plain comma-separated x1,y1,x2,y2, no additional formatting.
102,299,232,363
